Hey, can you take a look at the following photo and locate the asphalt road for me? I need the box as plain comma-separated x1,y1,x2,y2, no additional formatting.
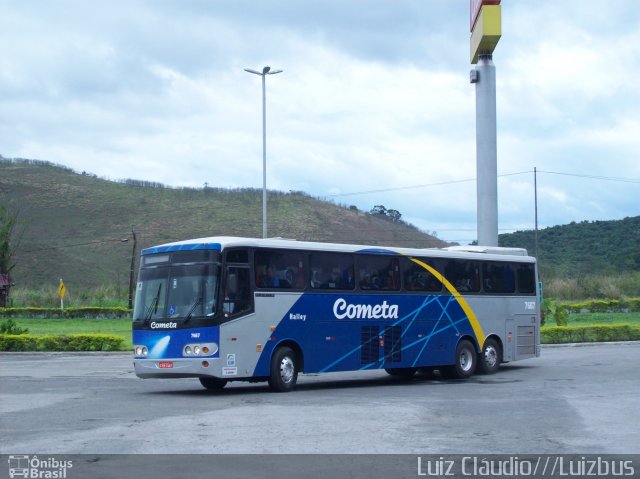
1,343,639,456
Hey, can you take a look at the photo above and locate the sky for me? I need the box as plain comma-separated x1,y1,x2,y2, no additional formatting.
1,0,639,245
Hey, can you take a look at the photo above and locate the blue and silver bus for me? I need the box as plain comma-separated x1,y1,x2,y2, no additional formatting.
132,237,540,392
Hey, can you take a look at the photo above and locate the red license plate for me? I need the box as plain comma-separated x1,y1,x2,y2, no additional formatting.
158,361,174,369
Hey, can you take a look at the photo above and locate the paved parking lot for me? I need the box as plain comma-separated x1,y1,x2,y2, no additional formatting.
1,342,639,455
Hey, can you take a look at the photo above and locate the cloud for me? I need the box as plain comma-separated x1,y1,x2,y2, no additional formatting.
1,0,638,246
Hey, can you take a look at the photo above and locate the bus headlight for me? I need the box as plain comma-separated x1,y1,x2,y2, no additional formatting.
134,345,148,357
183,343,218,357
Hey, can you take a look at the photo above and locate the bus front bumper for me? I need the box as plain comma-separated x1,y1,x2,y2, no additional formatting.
134,358,221,379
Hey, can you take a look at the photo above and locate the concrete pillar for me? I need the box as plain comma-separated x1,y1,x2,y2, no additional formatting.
474,53,498,246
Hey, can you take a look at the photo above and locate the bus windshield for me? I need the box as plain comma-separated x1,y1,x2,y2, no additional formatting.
133,263,219,322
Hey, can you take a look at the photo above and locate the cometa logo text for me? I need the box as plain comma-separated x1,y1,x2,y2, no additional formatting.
150,321,178,329
333,298,399,320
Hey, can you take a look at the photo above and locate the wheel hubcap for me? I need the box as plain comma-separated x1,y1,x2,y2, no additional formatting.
280,356,295,383
460,348,473,371
484,345,498,368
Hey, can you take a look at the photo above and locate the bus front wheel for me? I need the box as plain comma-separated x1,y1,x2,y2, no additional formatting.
268,346,298,392
199,377,227,391
442,339,477,379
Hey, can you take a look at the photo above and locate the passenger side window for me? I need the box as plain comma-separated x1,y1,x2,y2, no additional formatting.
357,255,400,291
401,257,442,292
482,262,516,294
443,260,480,293
254,249,305,290
309,253,355,290
516,263,536,294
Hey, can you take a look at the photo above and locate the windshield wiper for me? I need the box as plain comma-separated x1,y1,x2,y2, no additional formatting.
183,296,203,324
184,279,209,324
143,284,162,324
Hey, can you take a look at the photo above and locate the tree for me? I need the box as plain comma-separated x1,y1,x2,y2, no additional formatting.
369,205,402,222
0,199,20,307
370,205,387,216
386,209,402,222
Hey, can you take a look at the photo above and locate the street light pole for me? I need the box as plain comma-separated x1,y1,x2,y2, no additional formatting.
128,229,137,309
244,66,282,239
534,167,540,262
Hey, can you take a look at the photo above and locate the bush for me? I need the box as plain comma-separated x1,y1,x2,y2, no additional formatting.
0,318,29,334
542,298,568,326
0,333,125,351
0,307,131,319
562,298,640,313
541,324,640,344
0,334,38,351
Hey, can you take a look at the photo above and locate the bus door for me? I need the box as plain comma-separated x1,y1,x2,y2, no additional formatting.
221,248,252,320
222,265,252,318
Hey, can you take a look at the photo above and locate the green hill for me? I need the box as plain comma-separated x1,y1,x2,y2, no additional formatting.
1,158,446,289
3,157,638,295
499,216,640,278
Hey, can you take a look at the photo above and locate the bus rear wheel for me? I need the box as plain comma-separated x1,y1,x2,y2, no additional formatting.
442,339,477,379
477,338,501,374
199,377,227,390
268,346,298,392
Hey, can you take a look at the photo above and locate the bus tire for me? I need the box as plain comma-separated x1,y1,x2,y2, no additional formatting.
442,339,477,379
477,337,501,374
199,377,227,390
268,346,298,392
385,367,417,378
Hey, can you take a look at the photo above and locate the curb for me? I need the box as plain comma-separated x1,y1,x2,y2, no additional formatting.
541,340,640,348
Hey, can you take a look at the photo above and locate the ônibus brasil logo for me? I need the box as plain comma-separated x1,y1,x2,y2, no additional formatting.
333,298,399,320
8,455,73,479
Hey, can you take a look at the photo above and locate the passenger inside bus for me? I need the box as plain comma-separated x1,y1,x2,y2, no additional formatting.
259,266,281,288
323,268,343,289
359,271,376,290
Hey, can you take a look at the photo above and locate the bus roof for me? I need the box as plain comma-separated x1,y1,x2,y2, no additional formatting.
142,236,535,263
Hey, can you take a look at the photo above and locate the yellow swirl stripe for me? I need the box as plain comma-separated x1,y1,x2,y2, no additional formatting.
409,257,486,349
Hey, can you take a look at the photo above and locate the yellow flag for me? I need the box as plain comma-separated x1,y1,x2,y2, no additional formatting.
58,279,67,299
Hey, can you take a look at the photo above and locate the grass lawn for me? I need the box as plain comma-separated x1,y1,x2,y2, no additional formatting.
12,317,132,350
564,312,640,326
